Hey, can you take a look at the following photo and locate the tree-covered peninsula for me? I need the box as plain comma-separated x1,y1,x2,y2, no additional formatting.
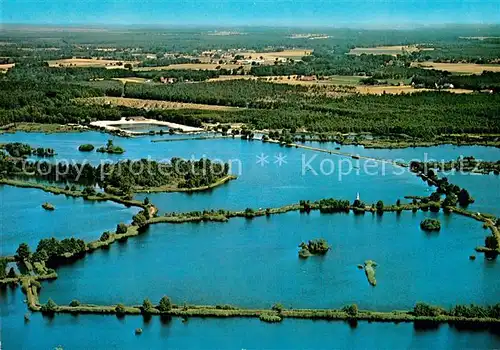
0,154,233,194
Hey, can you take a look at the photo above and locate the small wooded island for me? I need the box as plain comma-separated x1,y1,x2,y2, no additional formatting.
41,202,55,211
78,144,95,152
298,239,330,258
96,140,125,154
420,218,441,231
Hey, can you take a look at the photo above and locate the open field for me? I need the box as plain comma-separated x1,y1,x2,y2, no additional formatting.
323,75,364,85
134,63,242,71
113,77,148,83
349,45,430,56
47,58,139,68
207,75,363,86
78,96,242,111
207,75,253,82
237,49,312,61
355,85,473,95
411,61,500,74
0,63,14,73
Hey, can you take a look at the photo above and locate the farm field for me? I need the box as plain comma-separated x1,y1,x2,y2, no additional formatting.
0,63,14,72
134,63,242,71
237,49,312,61
348,45,428,56
113,77,148,83
78,96,242,111
355,85,473,95
411,61,500,74
47,58,139,68
208,75,362,86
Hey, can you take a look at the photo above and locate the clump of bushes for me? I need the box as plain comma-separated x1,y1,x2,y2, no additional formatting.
271,303,285,313
41,202,55,211
116,223,128,234
259,313,283,323
157,296,172,312
342,304,359,317
40,298,58,314
115,303,126,315
100,231,111,242
420,218,441,231
317,198,350,213
142,298,154,314
413,302,446,317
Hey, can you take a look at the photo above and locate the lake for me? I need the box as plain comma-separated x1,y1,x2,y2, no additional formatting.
1,287,499,349
39,211,499,310
0,131,498,348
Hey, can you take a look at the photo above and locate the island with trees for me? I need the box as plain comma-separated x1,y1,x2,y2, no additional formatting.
420,218,441,231
1,142,55,158
298,239,330,258
78,144,95,152
96,140,125,154
41,202,55,211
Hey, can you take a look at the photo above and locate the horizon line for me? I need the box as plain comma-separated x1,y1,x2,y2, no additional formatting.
2,22,500,31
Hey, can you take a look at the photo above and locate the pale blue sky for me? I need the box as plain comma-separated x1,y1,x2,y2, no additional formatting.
1,0,499,26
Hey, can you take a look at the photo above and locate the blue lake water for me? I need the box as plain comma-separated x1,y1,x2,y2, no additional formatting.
40,211,499,311
444,173,500,217
307,142,500,162
0,186,140,256
0,131,499,348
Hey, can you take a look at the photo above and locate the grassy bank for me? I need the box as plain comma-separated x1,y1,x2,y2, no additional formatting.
0,123,89,134
149,199,440,225
0,178,148,208
448,207,500,254
30,295,500,326
133,175,237,193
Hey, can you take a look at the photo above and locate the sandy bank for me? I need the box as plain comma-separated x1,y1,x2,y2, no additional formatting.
90,117,203,134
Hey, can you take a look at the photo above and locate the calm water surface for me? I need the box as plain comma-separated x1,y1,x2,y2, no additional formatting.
0,186,140,255
1,287,500,350
41,211,499,310
0,132,499,348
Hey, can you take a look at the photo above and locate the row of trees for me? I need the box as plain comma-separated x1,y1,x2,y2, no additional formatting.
316,198,351,213
2,142,55,158
250,52,436,80
412,71,500,91
14,237,86,267
413,302,500,319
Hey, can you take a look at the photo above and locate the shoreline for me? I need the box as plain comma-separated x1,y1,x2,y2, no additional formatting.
20,278,500,326
2,123,500,150
0,175,236,197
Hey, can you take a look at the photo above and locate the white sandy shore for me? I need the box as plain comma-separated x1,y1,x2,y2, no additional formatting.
90,117,203,134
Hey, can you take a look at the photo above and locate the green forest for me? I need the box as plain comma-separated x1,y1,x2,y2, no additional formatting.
0,26,500,140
